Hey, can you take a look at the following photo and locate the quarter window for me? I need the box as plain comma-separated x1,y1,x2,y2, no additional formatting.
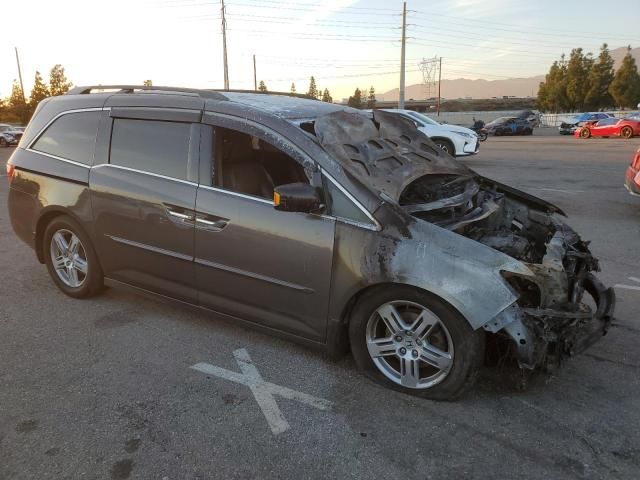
31,111,101,164
110,119,191,180
324,176,373,226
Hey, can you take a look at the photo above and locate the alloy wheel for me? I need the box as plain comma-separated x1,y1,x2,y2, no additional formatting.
365,300,454,389
49,229,88,288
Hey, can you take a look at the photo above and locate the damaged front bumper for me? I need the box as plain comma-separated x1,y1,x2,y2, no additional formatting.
486,273,615,370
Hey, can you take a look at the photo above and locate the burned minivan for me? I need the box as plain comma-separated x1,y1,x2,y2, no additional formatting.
7,86,614,400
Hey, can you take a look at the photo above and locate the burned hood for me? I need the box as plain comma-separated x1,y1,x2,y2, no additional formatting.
314,110,470,202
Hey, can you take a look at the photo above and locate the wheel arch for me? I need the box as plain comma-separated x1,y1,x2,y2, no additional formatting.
329,281,468,358
35,207,88,264
430,136,456,156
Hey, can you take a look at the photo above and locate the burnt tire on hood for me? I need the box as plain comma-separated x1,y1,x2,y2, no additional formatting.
349,285,485,401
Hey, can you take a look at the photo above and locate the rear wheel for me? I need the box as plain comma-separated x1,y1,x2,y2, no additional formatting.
43,216,104,298
433,139,455,156
580,128,591,138
349,286,485,400
621,126,633,139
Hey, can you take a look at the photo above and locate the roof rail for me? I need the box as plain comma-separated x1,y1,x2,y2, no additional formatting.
66,85,317,101
65,85,228,100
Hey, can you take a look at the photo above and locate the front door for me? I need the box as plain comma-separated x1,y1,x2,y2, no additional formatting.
90,109,201,302
194,118,335,341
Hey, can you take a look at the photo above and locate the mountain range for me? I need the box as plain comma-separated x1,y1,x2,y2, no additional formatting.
378,47,640,101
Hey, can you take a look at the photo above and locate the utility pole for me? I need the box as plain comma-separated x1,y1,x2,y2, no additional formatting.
437,57,442,116
398,1,406,109
14,47,26,103
253,54,257,91
221,0,229,90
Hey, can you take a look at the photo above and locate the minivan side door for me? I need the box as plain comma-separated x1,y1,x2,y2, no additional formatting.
194,114,336,341
90,107,201,302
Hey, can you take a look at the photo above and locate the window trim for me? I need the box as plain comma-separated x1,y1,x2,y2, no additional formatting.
202,111,380,231
91,163,198,186
107,116,196,182
26,107,107,168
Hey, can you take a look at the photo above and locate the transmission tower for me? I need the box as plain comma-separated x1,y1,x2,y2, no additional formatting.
419,56,440,100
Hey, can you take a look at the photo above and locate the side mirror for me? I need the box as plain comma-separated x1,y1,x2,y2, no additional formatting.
273,183,322,213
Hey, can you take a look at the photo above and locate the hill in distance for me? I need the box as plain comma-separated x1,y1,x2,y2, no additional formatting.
378,46,639,101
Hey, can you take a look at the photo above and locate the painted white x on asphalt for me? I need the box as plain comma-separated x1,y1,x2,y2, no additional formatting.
191,348,334,435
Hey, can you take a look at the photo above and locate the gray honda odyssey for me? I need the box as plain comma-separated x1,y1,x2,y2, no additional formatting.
6,86,614,400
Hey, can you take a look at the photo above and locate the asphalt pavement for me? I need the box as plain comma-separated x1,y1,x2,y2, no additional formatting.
1,134,639,480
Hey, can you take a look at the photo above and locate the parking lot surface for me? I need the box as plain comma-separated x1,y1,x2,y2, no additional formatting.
1,135,639,480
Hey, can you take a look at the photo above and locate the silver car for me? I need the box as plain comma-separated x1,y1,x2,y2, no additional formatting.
7,86,614,400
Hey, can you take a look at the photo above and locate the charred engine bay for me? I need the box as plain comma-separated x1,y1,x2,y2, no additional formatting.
399,174,598,307
400,174,555,264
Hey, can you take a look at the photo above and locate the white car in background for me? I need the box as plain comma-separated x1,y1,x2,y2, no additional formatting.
382,109,479,157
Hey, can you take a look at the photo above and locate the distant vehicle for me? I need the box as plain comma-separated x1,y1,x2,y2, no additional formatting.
625,148,640,196
515,110,540,128
0,124,23,147
382,109,480,156
626,111,640,121
485,117,533,136
559,113,613,135
575,117,640,139
0,132,18,147
470,118,488,141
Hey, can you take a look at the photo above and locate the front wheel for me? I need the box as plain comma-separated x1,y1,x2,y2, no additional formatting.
621,126,633,139
433,139,455,156
43,215,104,298
580,128,591,138
349,286,485,400
478,132,488,142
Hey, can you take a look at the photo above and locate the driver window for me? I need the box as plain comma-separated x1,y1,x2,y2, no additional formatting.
214,127,310,199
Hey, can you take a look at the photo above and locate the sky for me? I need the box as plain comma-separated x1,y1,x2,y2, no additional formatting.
1,0,639,101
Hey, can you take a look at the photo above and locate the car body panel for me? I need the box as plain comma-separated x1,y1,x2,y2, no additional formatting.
625,148,640,196
485,117,533,136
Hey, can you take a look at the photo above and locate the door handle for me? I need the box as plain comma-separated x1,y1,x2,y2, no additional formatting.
167,210,194,221
195,215,228,232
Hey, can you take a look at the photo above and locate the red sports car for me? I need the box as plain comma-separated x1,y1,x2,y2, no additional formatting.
625,148,640,196
575,117,640,139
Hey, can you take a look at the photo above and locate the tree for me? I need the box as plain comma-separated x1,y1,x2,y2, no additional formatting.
366,86,376,108
258,80,268,92
347,88,363,109
537,56,568,113
321,88,332,103
564,48,593,111
584,44,615,110
29,71,50,108
609,46,640,109
49,64,72,96
307,76,318,98
290,82,296,94
143,79,153,87
8,80,25,108
8,79,30,123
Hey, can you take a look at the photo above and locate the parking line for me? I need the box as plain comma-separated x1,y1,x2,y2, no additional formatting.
191,348,333,435
615,277,640,291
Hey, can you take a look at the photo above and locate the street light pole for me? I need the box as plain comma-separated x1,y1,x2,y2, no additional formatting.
398,2,406,109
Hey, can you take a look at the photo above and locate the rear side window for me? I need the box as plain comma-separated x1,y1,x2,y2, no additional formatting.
31,111,101,164
110,119,190,180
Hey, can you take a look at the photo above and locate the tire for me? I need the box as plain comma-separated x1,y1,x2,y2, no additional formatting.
524,128,533,136
43,215,104,298
494,129,503,137
349,286,485,401
0,137,6,147
478,132,488,142
621,126,633,139
580,128,591,139
433,139,455,156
